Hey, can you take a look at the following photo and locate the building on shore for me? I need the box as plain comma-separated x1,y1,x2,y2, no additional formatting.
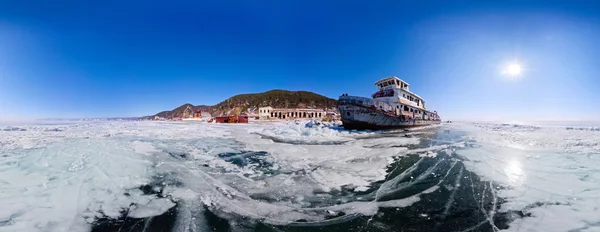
258,106,327,120
213,115,249,123
193,110,211,119
258,107,273,120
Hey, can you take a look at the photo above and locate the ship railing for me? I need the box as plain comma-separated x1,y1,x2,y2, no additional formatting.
339,95,398,112
341,95,444,121
339,95,375,107
371,89,395,98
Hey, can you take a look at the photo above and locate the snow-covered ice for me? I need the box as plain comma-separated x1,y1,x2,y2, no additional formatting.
0,120,599,231
449,121,600,232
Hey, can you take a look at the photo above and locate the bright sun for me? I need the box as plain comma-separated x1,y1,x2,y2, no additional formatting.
505,63,522,77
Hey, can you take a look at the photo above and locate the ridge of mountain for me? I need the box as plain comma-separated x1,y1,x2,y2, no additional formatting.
152,90,338,118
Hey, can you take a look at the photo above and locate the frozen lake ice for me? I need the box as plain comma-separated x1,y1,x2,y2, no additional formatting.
0,120,599,231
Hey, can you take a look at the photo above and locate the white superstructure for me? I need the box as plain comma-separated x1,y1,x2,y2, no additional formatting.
340,76,439,121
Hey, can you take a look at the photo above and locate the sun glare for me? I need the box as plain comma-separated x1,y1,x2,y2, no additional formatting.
506,63,522,77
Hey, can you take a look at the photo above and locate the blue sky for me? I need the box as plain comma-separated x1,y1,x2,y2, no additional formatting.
1,0,599,120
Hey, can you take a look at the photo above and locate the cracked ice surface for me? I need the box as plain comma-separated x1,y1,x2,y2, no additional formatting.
1,120,599,231
0,121,424,231
0,121,229,231
450,121,600,232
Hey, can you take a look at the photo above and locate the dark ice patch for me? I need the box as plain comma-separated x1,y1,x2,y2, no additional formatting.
1,127,26,131
218,151,272,168
255,133,350,145
91,174,183,232
566,126,600,131
165,150,189,159
203,205,232,232
139,175,185,196
91,204,177,232
324,211,347,220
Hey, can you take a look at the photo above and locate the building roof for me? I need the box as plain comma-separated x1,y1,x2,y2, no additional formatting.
375,76,409,86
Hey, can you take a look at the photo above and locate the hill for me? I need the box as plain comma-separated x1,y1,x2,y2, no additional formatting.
154,104,193,118
210,90,337,116
152,90,337,118
153,104,211,119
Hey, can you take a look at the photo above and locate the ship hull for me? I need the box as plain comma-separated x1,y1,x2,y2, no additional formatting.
339,105,440,130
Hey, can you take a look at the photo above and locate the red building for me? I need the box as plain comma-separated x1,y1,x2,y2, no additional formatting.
214,115,248,123
193,110,202,118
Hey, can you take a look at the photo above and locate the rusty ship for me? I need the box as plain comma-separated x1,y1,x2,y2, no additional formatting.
338,76,441,130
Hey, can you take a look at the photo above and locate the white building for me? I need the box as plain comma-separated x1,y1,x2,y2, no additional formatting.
258,107,273,120
259,106,328,120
